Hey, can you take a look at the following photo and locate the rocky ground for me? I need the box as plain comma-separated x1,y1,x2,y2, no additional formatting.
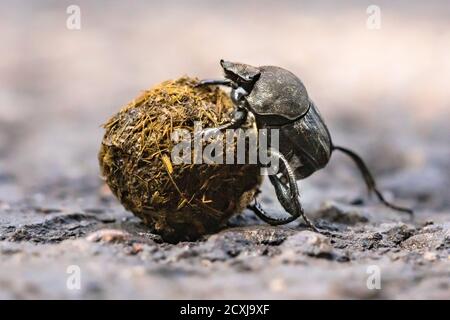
0,1,449,299
1,124,449,299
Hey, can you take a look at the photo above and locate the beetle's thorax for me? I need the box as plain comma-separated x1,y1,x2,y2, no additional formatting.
245,66,310,121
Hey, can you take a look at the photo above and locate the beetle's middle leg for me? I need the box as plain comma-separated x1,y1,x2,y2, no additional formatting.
248,148,319,232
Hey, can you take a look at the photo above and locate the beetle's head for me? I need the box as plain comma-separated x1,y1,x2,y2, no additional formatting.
220,60,260,90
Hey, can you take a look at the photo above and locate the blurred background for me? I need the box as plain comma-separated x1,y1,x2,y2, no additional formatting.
0,0,449,209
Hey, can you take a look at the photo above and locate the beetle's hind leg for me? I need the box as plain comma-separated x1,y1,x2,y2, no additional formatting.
248,200,299,226
333,145,413,214
247,148,319,232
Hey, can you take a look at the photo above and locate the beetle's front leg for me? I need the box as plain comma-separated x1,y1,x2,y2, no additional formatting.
199,107,248,139
195,79,235,88
203,87,249,134
220,107,248,130
197,82,249,138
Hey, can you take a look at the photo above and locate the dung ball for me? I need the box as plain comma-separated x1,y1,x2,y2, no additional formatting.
99,77,261,242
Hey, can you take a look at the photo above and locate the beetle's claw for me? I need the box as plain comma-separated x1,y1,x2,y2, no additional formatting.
306,221,321,233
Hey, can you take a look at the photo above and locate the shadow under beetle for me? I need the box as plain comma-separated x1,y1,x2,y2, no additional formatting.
197,60,412,232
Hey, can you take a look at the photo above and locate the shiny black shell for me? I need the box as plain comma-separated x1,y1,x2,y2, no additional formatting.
281,100,332,179
246,66,310,120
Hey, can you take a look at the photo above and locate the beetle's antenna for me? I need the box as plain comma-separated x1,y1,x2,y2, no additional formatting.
333,145,413,215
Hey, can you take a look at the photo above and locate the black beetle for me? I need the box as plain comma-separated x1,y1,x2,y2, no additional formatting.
198,60,412,232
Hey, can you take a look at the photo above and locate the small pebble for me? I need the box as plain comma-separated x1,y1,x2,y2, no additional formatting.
423,251,437,261
86,229,130,243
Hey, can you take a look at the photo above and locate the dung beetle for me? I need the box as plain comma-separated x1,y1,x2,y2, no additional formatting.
198,60,412,232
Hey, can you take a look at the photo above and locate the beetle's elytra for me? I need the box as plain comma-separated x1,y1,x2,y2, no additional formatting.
198,60,412,232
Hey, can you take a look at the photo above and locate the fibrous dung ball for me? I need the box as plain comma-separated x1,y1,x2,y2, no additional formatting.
99,77,261,242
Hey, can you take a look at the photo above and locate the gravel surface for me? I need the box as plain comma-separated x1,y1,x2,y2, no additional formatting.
1,128,449,299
